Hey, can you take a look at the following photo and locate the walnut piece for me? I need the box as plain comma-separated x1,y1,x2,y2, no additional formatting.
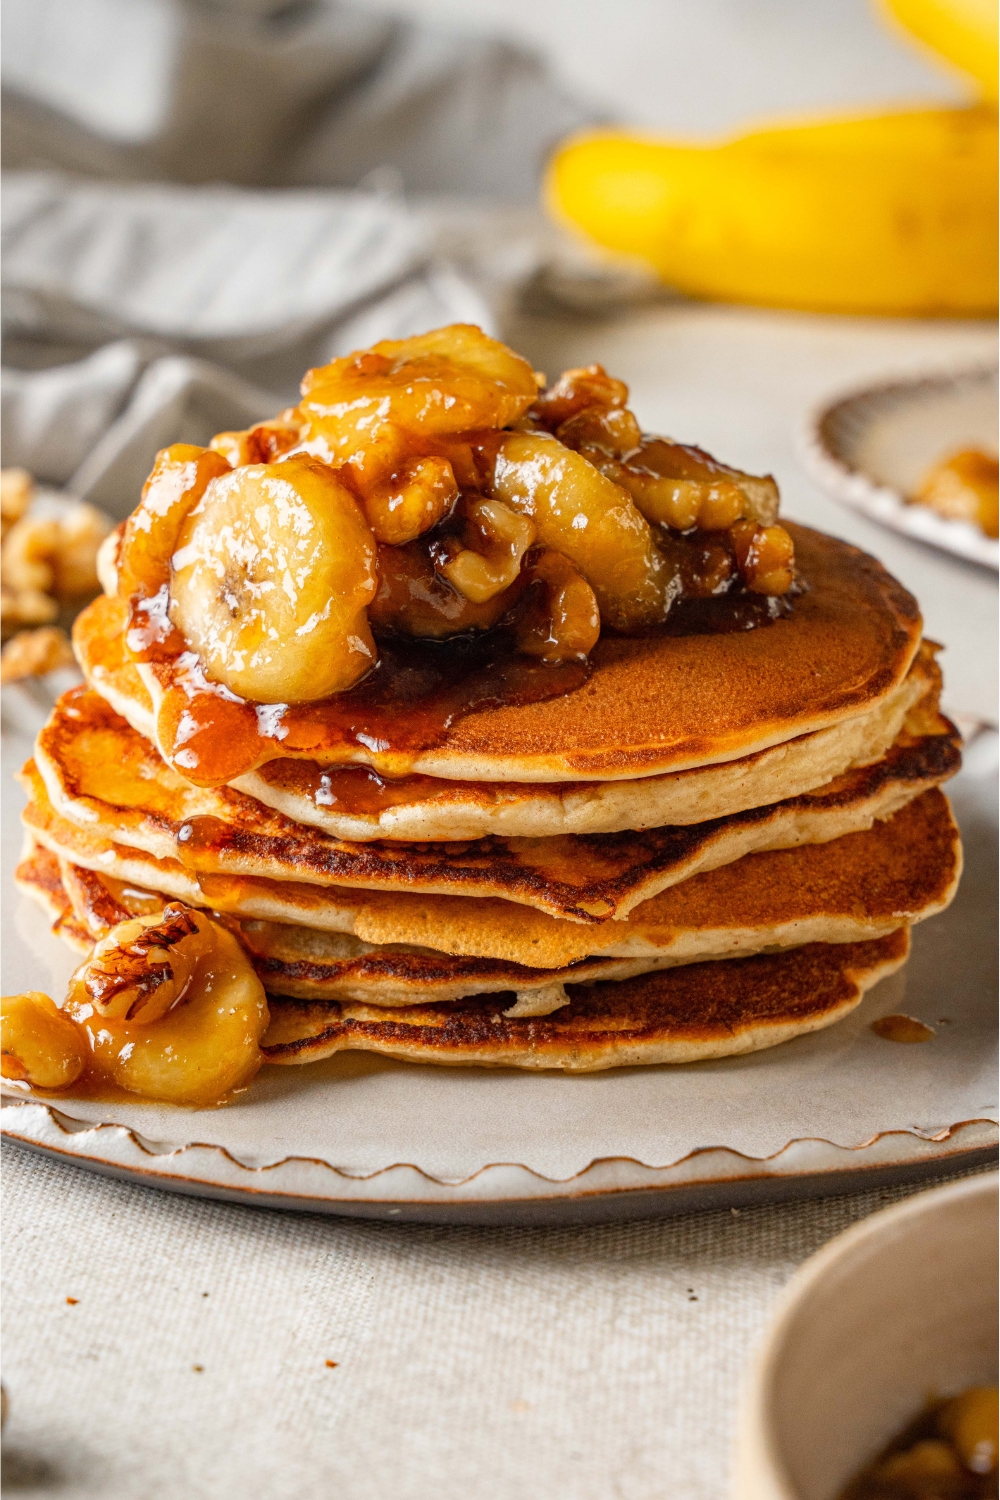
0,626,76,685
0,469,33,539
0,470,112,641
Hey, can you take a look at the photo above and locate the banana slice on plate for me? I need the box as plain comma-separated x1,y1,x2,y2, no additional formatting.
169,455,378,704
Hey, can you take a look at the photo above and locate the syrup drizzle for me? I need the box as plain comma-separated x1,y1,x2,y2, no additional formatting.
123,528,795,789
133,604,592,786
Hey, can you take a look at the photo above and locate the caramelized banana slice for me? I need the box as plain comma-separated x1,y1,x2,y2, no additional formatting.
618,437,780,528
169,455,378,703
368,325,540,414
938,1387,999,1475
64,905,268,1106
118,444,232,602
1,991,86,1090
298,324,538,480
487,431,669,631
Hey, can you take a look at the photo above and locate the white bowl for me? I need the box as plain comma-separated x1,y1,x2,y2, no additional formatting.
801,367,999,570
734,1173,999,1500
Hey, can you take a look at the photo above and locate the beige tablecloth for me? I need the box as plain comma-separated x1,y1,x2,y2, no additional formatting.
2,1146,992,1500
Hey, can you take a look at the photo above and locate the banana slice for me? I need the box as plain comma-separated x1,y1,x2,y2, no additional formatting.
118,444,232,602
1,991,87,1090
488,431,670,632
169,455,378,704
298,324,539,478
367,324,540,418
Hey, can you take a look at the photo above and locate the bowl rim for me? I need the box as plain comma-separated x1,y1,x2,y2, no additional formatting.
734,1171,999,1500
799,364,1000,572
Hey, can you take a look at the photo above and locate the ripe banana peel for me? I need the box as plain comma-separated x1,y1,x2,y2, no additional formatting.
879,0,998,100
545,108,997,316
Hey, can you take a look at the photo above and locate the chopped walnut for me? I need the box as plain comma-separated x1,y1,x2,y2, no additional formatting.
1,469,33,540
1,585,59,634
1,514,61,596
0,626,76,685
50,504,112,598
0,473,112,641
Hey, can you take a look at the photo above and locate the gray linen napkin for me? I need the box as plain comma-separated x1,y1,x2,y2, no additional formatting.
1,0,601,516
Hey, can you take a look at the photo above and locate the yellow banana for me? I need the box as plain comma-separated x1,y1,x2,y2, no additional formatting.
878,0,998,99
545,108,997,316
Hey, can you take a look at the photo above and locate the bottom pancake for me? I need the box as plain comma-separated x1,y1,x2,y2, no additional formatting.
13,841,93,952
259,930,910,1071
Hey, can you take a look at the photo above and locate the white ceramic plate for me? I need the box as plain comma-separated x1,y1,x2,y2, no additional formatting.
2,693,997,1225
801,367,999,570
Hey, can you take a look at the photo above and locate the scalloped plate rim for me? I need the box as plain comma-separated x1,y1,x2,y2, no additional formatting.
3,1098,996,1218
800,365,999,570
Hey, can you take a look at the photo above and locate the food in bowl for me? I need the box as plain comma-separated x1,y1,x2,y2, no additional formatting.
839,1386,998,1500
2,324,963,1104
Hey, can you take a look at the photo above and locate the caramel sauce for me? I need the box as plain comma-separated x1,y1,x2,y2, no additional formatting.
127,575,797,787
255,759,456,815
871,1013,936,1043
6,1072,238,1108
658,589,796,636
3,1068,154,1107
175,814,240,871
136,608,593,785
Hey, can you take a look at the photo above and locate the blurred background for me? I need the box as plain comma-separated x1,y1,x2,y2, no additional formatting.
0,0,974,191
1,0,997,713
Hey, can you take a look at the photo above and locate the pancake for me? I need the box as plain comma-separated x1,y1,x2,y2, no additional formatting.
233,643,940,842
54,783,958,1009
12,841,92,952
27,695,960,920
258,930,911,1070
15,844,910,1059
19,785,960,986
74,524,922,785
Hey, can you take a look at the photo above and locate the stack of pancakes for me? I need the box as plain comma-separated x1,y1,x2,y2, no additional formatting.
17,524,962,1073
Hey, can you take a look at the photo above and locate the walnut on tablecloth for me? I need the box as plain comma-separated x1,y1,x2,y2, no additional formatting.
0,470,112,676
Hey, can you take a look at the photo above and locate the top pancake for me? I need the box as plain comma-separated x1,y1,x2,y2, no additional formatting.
75,524,921,784
234,646,937,840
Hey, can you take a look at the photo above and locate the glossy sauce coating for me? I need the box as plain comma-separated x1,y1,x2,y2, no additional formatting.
108,332,802,784
871,1013,936,1042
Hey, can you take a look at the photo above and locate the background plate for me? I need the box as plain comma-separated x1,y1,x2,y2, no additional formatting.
2,697,997,1225
801,367,999,570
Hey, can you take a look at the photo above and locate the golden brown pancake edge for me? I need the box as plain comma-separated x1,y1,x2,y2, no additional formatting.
73,525,922,782
257,930,911,1071
25,707,961,921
